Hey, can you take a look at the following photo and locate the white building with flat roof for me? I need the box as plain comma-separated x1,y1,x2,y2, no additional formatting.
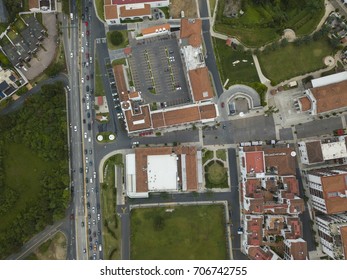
311,71,347,88
147,154,178,191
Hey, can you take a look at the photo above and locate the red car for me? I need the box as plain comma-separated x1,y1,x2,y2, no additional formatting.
86,30,90,36
85,21,88,27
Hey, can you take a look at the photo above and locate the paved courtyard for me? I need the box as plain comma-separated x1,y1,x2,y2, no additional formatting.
128,33,190,108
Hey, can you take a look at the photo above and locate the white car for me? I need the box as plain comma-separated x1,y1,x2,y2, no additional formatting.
90,178,93,183
86,103,90,110
81,32,84,37
92,207,95,213
70,52,73,58
74,126,77,132
84,132,87,138
88,137,91,142
81,77,84,84
81,47,84,53
93,171,96,179
97,214,100,221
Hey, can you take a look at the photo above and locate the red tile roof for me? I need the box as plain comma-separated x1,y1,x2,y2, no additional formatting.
105,4,119,20
321,174,347,214
180,18,202,48
119,4,151,18
124,104,152,132
247,217,263,246
248,247,273,260
245,151,265,173
142,23,170,35
341,226,347,260
29,0,39,9
299,96,312,111
188,67,214,102
283,176,299,195
286,240,308,260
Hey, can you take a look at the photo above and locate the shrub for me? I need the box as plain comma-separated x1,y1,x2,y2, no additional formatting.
109,31,124,46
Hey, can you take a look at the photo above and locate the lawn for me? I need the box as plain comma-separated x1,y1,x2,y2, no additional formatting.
95,0,105,21
107,30,129,50
94,55,105,96
213,37,259,85
130,205,228,260
13,18,26,32
258,38,335,85
209,0,217,15
205,160,228,188
202,149,214,164
214,0,324,47
0,143,56,232
216,149,227,161
101,155,122,260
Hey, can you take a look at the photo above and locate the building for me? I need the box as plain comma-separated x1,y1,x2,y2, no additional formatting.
298,72,347,115
283,238,308,260
29,0,56,12
125,146,202,198
316,213,347,259
306,165,347,214
298,137,347,165
104,0,169,25
239,145,307,259
239,146,304,215
0,67,24,102
112,60,218,136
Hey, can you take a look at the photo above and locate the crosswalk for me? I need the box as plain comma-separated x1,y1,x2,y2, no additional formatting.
95,38,107,44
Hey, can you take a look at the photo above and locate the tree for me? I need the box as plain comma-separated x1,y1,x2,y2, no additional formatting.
109,31,124,46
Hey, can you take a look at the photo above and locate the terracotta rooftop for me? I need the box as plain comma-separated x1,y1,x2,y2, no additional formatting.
321,174,347,214
288,198,305,214
299,96,312,111
248,247,273,260
263,147,297,176
105,0,112,4
113,65,129,102
135,146,198,193
286,240,308,260
305,141,324,163
247,217,263,246
340,226,347,259
29,0,39,9
105,4,119,20
188,67,214,102
199,103,217,119
249,198,264,214
283,176,299,195
180,18,202,48
287,217,302,239
112,0,165,4
245,151,265,174
311,79,347,113
142,23,170,35
119,4,151,17
124,104,152,132
245,179,261,197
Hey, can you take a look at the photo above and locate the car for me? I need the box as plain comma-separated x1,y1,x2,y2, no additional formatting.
85,21,88,27
89,236,92,242
74,125,77,131
221,102,225,108
86,94,89,100
86,85,89,92
84,149,87,154
93,171,96,178
89,244,92,250
89,149,92,155
92,206,95,213
87,112,90,118
66,86,71,91
88,137,91,142
85,6,89,13
89,56,92,64
93,219,96,225
97,214,100,221
81,47,84,53
169,50,174,54
86,75,89,80
87,202,90,209
86,30,90,36
85,40,88,47
89,178,93,183
81,31,85,37
83,118,86,124
91,73,94,79
84,132,87,138
70,52,73,58
83,248,86,253
97,230,101,236
81,77,84,84
88,123,91,130
155,13,159,19
80,167,83,173
81,221,84,227
86,103,90,110
88,213,91,220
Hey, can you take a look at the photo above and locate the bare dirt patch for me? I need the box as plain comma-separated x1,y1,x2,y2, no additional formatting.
34,232,67,260
170,0,198,18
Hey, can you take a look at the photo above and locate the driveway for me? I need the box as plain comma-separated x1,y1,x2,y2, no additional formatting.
23,13,58,81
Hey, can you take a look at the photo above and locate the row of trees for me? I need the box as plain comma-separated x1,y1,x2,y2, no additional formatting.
0,82,70,259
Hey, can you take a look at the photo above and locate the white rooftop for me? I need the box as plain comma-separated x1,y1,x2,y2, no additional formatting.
181,45,205,71
321,141,347,160
311,71,347,88
147,154,178,191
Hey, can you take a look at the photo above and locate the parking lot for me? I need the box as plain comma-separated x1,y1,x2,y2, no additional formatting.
128,33,190,108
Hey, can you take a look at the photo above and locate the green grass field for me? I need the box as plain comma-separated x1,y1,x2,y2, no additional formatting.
214,0,324,47
130,205,228,260
216,149,227,161
258,38,335,85
101,155,122,260
94,56,105,96
95,0,105,21
1,143,56,232
205,160,228,188
106,30,129,50
213,38,259,85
